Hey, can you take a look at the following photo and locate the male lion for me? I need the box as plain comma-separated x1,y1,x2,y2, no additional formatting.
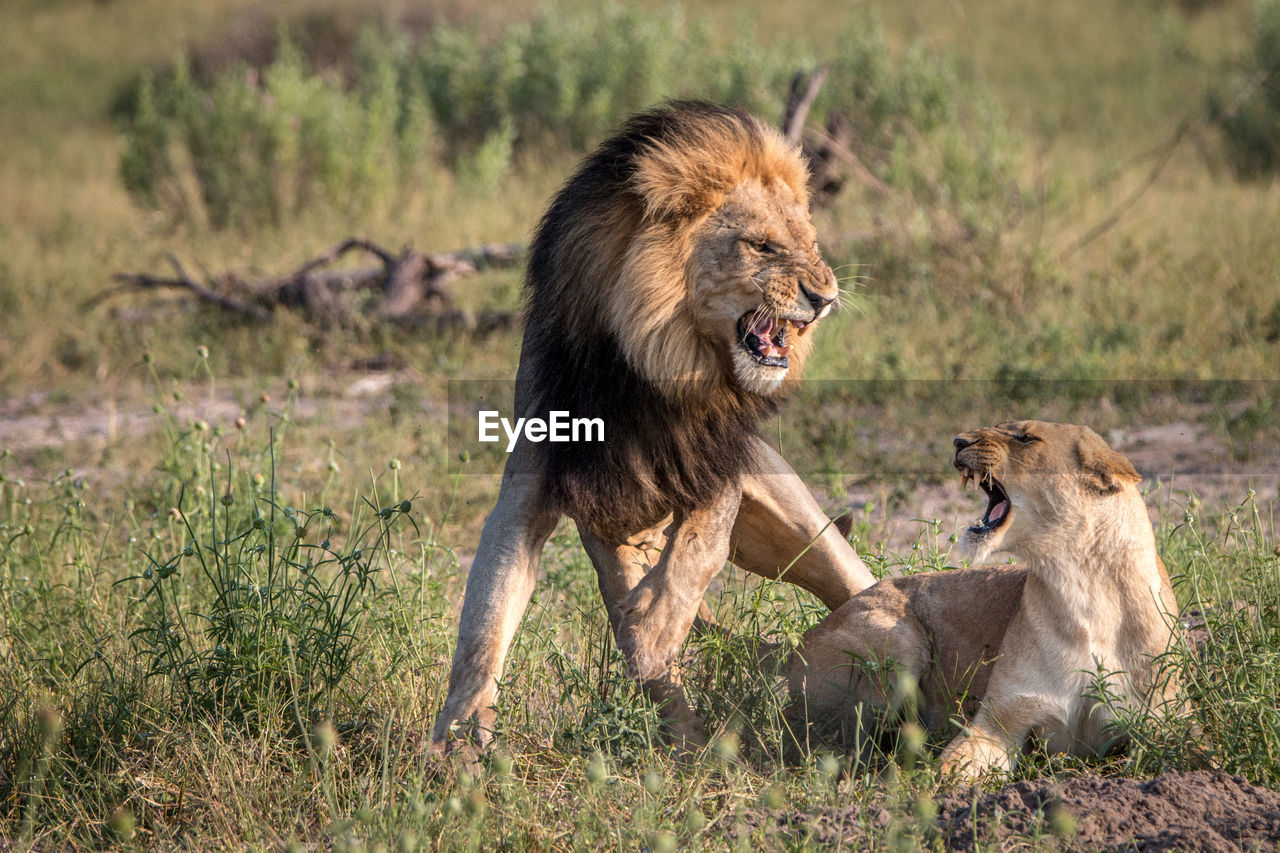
431,102,875,753
788,421,1182,780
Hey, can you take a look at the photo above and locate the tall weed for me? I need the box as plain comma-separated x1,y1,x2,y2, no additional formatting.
1111,493,1280,784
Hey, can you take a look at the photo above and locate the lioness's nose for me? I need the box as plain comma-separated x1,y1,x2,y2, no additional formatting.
953,435,975,450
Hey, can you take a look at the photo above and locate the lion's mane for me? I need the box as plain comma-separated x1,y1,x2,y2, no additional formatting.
518,101,813,535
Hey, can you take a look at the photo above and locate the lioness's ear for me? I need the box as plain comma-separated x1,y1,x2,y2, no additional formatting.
1076,434,1141,494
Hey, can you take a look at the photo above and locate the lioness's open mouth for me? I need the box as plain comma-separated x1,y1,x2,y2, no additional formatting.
957,464,1011,536
737,312,812,369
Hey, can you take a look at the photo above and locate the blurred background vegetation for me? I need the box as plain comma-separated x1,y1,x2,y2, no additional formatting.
2,0,1279,397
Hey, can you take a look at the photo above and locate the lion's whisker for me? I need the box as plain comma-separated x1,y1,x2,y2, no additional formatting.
830,262,870,274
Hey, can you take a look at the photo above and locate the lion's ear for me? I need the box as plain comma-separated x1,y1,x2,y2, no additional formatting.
1076,434,1141,494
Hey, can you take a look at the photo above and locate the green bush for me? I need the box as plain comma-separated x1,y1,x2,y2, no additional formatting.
120,26,430,228
418,8,789,154
117,5,1016,237
1208,0,1280,179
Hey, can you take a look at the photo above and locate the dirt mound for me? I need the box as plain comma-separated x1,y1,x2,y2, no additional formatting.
726,772,1280,850
935,771,1280,851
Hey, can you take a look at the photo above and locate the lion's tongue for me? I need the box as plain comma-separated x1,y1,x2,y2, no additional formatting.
751,315,775,339
752,316,791,358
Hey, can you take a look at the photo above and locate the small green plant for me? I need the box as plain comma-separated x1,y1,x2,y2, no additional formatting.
123,454,414,728
546,645,664,767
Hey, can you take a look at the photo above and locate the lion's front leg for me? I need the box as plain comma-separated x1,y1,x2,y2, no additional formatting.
578,522,708,749
731,438,874,609
614,484,742,690
430,444,559,752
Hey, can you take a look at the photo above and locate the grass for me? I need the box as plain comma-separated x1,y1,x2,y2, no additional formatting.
3,0,1280,848
2,396,1278,849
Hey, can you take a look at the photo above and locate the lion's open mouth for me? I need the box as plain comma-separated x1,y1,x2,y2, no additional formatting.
957,464,1011,536
737,312,811,369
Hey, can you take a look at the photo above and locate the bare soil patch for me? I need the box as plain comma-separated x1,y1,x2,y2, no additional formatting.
935,770,1280,852
731,771,1280,850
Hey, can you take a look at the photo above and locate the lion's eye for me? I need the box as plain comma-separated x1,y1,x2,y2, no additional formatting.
744,237,775,254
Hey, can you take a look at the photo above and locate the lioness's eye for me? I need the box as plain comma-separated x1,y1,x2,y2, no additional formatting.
1014,433,1040,444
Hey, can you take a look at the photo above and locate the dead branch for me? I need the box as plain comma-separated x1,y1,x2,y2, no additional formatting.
780,67,891,205
101,253,273,320
807,116,892,197
1055,121,1190,262
781,68,851,205
106,239,523,334
783,66,830,146
1056,70,1271,262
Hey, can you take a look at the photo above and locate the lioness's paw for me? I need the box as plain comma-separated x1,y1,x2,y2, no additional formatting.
938,752,983,783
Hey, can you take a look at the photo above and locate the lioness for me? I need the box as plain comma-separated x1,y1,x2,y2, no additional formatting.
788,420,1182,779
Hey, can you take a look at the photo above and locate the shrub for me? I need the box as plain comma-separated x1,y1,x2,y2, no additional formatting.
1208,0,1280,179
119,26,430,228
413,7,790,154
117,4,1017,241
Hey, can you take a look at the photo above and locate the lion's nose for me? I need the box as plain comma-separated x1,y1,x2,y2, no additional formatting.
953,435,975,450
799,282,836,314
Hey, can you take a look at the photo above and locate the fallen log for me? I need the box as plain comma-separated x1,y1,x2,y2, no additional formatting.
102,239,523,333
